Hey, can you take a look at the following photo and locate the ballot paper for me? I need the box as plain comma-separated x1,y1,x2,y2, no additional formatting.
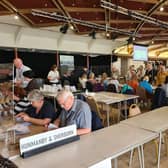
47,123,58,129
7,123,30,135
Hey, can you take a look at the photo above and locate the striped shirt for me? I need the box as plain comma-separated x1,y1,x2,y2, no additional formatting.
14,97,31,114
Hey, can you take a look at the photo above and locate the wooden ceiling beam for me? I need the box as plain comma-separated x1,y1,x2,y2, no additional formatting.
18,8,60,14
1,0,17,12
1,0,34,26
128,0,158,4
134,0,168,34
0,1,13,13
33,22,63,27
0,11,12,15
65,7,104,12
52,0,79,32
19,13,34,26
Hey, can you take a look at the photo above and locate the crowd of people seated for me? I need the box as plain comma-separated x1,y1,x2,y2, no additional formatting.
1,57,168,137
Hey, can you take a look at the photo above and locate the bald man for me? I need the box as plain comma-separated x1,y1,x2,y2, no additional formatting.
14,58,31,87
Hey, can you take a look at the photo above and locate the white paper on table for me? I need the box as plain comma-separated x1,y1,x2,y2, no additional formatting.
47,123,58,129
7,124,30,135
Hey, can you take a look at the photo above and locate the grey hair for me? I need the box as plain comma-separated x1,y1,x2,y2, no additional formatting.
27,89,44,101
56,89,73,102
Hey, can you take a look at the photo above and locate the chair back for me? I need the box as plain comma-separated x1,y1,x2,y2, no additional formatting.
91,111,104,131
151,87,167,109
135,86,147,102
85,96,103,120
129,104,141,118
106,84,117,93
86,81,94,92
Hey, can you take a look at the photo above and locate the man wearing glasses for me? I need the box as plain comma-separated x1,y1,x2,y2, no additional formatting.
54,90,91,135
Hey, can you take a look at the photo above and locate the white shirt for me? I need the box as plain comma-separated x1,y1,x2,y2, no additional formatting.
47,70,59,83
15,65,31,87
15,65,31,82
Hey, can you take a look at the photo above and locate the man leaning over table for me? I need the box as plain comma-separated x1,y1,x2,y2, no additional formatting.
16,89,57,126
54,89,91,135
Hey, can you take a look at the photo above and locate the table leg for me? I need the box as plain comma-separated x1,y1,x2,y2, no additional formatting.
118,102,121,122
106,104,110,127
129,149,134,167
114,158,118,168
138,146,143,168
134,98,138,104
140,145,144,168
124,101,127,119
157,132,162,168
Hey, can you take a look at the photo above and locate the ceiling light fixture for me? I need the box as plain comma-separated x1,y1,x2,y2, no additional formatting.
14,15,19,20
101,0,168,29
89,30,96,39
160,7,164,11
60,23,69,34
32,9,139,37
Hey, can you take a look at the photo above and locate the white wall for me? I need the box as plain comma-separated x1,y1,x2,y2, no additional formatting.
0,23,127,55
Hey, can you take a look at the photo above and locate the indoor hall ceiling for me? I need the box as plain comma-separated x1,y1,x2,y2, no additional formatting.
0,0,167,59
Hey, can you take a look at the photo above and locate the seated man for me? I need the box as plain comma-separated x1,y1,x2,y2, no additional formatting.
16,89,57,126
23,70,44,93
54,90,91,135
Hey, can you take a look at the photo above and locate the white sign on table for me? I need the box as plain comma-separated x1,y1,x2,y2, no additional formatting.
88,159,111,168
20,124,77,155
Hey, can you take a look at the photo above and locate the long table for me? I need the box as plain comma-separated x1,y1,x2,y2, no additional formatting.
12,123,157,168
89,92,139,126
0,120,48,159
121,106,168,168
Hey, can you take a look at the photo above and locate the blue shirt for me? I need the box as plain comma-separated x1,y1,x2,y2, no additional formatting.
139,80,153,94
59,99,91,129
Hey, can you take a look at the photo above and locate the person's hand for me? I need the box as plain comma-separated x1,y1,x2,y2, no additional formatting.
15,112,30,122
15,112,26,117
21,113,30,122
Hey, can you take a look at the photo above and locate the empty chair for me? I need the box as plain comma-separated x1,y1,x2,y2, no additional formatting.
86,81,94,92
135,86,148,107
91,111,104,131
85,96,106,126
151,87,167,109
136,86,147,102
106,84,117,93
